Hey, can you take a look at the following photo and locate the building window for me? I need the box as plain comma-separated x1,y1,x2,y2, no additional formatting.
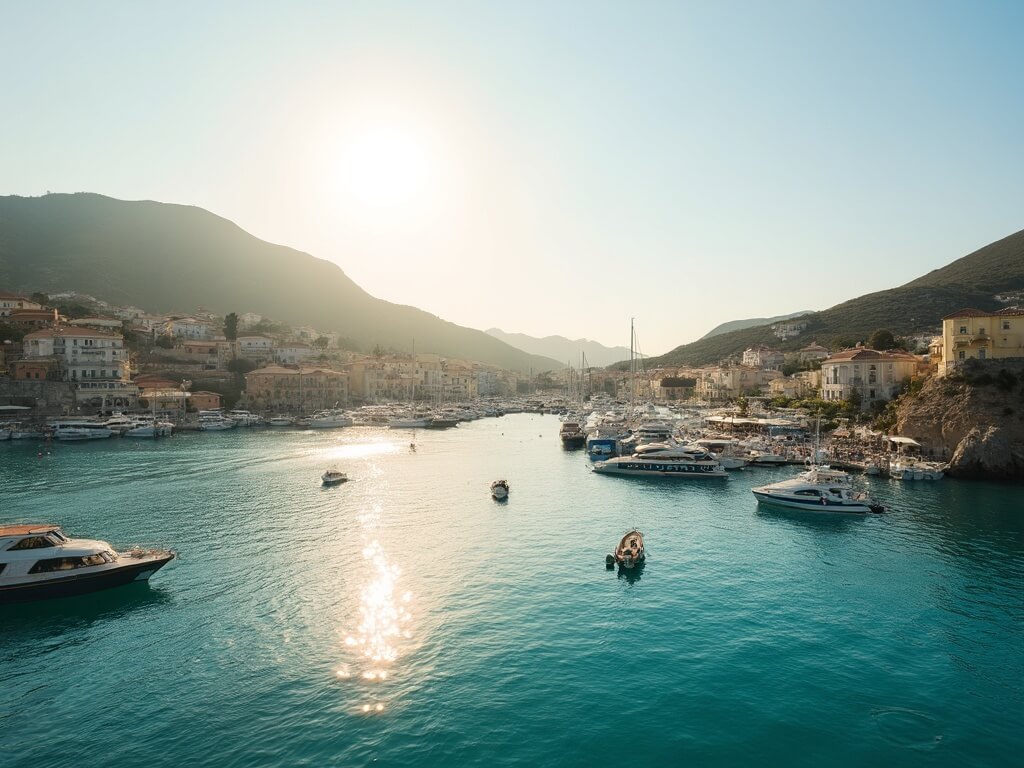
1003,321,1011,330
869,389,875,398
9,535,56,550
978,349,986,360
958,351,965,361
959,326,967,334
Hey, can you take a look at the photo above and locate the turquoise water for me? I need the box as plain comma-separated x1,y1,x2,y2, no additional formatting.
1,414,1021,767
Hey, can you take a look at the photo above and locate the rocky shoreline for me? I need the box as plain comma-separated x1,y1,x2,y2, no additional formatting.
896,359,1024,481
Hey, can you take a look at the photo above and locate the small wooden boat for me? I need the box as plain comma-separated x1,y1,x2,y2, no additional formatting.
490,480,509,499
606,529,645,569
321,470,348,486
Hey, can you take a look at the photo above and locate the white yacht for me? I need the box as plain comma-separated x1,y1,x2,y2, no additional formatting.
695,438,748,470
198,411,237,431
0,524,174,603
48,419,114,441
389,414,431,429
126,419,174,437
593,446,727,478
890,458,945,481
268,415,293,427
307,410,353,428
225,409,260,426
752,466,885,513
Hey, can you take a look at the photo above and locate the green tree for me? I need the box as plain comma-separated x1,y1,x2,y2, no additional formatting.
154,335,174,349
867,329,896,350
30,292,49,306
224,312,239,341
737,395,749,417
313,336,329,350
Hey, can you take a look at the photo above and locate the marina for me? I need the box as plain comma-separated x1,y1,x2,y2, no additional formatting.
1,413,1020,766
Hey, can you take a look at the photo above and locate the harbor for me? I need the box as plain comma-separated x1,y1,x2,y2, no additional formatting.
2,413,1021,766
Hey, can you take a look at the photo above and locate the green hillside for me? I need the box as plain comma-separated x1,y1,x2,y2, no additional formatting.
637,228,1024,368
698,311,813,340
0,193,564,374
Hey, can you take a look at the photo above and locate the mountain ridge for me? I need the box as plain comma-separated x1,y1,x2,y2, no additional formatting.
0,193,565,374
485,328,633,368
698,311,815,340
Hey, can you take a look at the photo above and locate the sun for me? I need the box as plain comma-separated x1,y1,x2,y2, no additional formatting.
340,126,432,208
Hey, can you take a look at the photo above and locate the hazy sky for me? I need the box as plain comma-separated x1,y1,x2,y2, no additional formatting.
2,1,1022,354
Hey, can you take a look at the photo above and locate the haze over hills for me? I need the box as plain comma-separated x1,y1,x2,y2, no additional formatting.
485,328,633,368
0,193,566,374
635,228,1024,368
698,311,814,340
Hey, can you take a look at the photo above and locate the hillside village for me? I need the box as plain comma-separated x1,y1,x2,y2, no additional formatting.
3,288,1023,430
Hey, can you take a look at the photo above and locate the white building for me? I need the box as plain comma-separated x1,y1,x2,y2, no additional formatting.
165,317,213,340
23,327,136,404
273,342,313,365
238,335,274,360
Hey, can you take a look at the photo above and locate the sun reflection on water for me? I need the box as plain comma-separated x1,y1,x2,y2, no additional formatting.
337,533,413,714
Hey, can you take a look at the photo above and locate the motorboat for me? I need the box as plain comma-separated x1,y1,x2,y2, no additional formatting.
890,458,945,481
606,529,645,569
198,415,236,431
0,524,174,604
425,415,458,429
559,422,586,448
490,479,510,500
752,465,885,513
695,438,749,470
125,419,174,438
227,409,262,426
593,446,727,478
48,419,114,441
308,410,353,429
321,469,348,485
389,415,431,429
268,415,293,427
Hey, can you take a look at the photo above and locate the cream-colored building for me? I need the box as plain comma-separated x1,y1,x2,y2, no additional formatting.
0,292,42,317
244,365,348,412
821,347,918,407
939,307,1024,376
696,366,782,401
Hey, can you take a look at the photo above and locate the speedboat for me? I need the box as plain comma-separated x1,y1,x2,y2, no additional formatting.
0,524,174,604
268,415,293,427
227,409,262,426
198,416,236,431
322,469,348,485
593,446,727,478
606,529,645,569
126,419,174,437
490,479,510,499
752,465,885,513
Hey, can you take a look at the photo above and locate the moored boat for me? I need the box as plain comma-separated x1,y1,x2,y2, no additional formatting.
0,524,174,604
490,479,509,499
593,446,727,478
752,465,884,513
606,529,645,569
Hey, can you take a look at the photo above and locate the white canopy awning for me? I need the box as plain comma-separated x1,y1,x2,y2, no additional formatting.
886,436,922,446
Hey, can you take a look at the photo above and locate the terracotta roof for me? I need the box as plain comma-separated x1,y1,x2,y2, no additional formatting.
825,348,917,362
942,308,992,319
995,307,1024,316
0,291,32,301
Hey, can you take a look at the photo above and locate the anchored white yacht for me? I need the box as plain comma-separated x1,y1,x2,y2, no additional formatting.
308,410,353,428
593,445,727,478
752,466,885,513
48,419,114,441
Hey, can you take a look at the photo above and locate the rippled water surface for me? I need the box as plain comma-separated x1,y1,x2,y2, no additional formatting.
2,415,1022,767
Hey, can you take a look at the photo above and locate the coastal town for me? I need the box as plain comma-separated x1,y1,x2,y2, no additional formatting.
2,287,1022,479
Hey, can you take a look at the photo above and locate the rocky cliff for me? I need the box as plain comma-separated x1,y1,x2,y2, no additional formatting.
895,359,1024,481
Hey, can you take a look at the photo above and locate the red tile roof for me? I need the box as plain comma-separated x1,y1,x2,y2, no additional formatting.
826,348,917,362
24,327,122,340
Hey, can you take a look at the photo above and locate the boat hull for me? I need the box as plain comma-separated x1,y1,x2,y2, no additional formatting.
0,554,174,604
751,490,876,514
594,462,726,478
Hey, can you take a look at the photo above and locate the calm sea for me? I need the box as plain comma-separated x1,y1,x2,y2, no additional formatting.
1,414,1021,767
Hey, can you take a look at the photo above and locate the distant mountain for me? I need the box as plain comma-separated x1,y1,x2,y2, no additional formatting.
698,311,814,340
637,228,1024,368
0,193,564,374
485,328,633,368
